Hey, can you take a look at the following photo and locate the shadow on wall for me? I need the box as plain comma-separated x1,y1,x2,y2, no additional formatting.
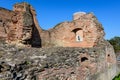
31,25,41,48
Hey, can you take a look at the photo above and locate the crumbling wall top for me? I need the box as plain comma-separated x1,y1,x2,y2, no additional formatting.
13,2,30,12
73,12,86,20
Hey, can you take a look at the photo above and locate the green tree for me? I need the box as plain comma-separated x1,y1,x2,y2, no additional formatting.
108,36,120,53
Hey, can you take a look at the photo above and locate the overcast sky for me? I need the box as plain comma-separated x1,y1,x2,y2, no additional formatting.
0,0,120,39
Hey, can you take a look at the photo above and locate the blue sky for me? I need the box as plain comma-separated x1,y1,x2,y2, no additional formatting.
0,0,120,39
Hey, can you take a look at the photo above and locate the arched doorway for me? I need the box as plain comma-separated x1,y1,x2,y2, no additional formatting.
72,28,83,42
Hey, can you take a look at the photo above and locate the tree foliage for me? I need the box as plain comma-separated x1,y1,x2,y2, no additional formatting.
108,36,120,53
113,73,120,80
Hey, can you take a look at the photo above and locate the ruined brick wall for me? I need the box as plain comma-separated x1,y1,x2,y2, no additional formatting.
0,3,105,48
10,3,35,46
0,8,14,39
0,2,117,80
0,3,42,47
40,12,104,48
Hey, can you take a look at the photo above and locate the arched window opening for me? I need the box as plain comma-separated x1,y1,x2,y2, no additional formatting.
72,28,83,42
81,57,88,62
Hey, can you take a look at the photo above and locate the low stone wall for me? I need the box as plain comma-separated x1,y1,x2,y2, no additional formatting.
0,41,116,80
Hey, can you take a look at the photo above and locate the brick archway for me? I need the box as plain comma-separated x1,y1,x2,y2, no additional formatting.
72,28,83,42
